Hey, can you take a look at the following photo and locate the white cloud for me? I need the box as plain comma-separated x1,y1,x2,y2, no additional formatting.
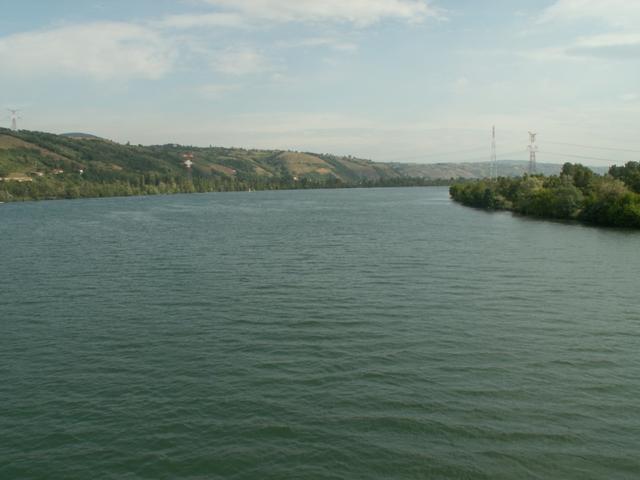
574,33,640,48
567,33,640,59
156,12,247,29
199,0,442,26
298,37,359,52
539,0,640,27
529,2,640,62
0,2,441,83
0,22,175,80
211,47,273,75
276,36,359,52
528,33,640,62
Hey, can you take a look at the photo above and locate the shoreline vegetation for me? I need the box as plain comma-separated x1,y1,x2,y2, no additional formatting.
0,127,456,203
450,162,640,229
0,174,450,203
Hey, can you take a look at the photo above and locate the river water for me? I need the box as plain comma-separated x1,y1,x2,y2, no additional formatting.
1,187,639,479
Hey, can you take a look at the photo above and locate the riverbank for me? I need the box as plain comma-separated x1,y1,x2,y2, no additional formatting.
0,176,451,203
449,162,640,229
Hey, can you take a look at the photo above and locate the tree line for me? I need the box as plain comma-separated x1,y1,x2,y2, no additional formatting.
449,162,640,228
0,172,451,203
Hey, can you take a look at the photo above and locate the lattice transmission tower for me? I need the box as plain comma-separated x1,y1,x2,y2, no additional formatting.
8,109,20,131
490,125,497,179
528,131,538,174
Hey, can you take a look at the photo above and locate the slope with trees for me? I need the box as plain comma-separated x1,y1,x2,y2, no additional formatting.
0,128,451,202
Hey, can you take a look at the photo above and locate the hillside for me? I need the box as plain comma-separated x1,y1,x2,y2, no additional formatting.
0,128,405,184
60,132,103,140
0,128,616,205
0,128,610,184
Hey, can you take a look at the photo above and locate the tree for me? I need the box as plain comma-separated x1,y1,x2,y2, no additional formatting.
609,161,640,193
561,162,594,191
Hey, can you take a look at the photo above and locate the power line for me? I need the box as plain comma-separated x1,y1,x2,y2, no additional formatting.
495,149,530,158
383,144,523,163
384,147,488,162
443,149,529,165
537,150,617,163
384,137,638,164
382,130,636,168
542,140,640,154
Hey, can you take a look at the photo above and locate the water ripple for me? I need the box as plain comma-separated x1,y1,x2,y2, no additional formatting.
1,188,639,479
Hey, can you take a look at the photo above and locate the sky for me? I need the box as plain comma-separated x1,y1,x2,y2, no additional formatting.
1,0,639,166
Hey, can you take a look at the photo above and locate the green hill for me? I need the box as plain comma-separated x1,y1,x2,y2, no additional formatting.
0,127,612,202
0,127,611,182
0,128,403,183
60,132,103,140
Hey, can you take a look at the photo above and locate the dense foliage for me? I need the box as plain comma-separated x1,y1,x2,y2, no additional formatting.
449,162,640,228
0,173,450,202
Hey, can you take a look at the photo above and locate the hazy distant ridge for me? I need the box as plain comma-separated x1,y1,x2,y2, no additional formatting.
0,128,607,181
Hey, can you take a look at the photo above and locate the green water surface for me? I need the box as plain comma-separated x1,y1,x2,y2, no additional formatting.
1,187,639,479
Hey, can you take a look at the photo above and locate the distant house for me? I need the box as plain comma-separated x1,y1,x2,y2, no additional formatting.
4,174,32,182
52,169,64,175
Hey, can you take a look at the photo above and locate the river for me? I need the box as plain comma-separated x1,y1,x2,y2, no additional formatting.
1,187,639,479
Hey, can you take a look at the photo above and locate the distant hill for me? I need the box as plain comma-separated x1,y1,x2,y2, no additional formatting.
392,160,609,179
60,132,102,140
0,128,400,182
0,127,610,183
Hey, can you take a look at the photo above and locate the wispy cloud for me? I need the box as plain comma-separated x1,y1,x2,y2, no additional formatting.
156,12,247,29
528,33,640,62
517,0,640,64
197,0,443,26
539,0,640,27
567,33,640,59
0,22,175,80
277,36,359,53
0,1,443,84
534,1,640,61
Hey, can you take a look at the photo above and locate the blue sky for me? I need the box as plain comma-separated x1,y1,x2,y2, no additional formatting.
1,0,639,165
